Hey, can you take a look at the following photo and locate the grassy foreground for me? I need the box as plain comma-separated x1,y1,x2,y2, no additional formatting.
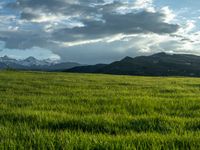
1,71,200,149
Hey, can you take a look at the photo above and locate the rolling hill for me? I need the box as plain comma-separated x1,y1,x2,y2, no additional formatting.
67,52,200,77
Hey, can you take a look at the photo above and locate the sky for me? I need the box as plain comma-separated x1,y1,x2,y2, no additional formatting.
0,0,200,64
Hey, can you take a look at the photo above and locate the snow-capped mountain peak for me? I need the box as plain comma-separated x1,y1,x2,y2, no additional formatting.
0,56,53,66
0,55,18,64
0,55,81,71
20,57,51,66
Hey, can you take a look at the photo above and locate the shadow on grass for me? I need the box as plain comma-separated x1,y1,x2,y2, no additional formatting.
1,113,186,134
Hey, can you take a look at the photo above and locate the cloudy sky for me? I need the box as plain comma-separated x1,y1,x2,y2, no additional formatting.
0,0,200,64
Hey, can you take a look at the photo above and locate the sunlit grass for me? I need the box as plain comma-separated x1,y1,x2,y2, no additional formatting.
1,71,200,149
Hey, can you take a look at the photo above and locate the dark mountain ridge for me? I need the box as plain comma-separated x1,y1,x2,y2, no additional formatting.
66,52,200,77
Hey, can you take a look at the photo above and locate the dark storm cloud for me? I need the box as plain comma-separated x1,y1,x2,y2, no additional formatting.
7,0,101,15
0,30,51,49
53,11,179,42
20,12,40,20
2,0,179,50
8,0,75,10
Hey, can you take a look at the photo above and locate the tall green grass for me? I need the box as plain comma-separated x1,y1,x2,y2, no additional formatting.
1,71,200,149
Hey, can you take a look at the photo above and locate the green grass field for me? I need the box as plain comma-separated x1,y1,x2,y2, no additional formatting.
1,71,200,149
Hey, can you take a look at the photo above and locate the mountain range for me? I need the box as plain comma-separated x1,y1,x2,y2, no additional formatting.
2,52,200,77
66,52,200,77
0,56,81,71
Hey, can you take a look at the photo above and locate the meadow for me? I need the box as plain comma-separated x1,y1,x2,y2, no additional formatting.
1,71,200,149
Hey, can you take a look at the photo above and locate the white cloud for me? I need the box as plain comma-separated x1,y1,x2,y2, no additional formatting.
134,0,155,12
134,0,153,8
184,20,196,33
56,39,104,47
160,6,176,23
0,44,60,60
114,0,155,14
0,15,18,31
8,26,19,31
